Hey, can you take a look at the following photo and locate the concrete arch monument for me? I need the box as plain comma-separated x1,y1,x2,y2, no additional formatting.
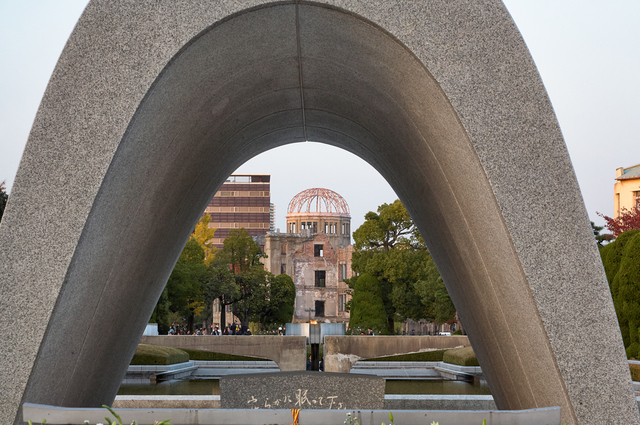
0,1,637,424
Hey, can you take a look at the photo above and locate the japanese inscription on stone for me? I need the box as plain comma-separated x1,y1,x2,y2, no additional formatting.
220,371,385,410
245,388,345,409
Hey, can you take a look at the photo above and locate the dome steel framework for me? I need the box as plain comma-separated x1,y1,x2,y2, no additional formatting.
287,188,350,217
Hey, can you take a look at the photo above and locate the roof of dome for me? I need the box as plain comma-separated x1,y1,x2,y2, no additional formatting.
287,188,350,217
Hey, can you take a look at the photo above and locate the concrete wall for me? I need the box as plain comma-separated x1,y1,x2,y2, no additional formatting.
140,335,306,371
23,403,562,425
324,335,470,373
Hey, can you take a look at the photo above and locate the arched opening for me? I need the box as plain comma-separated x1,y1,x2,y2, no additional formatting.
24,3,561,411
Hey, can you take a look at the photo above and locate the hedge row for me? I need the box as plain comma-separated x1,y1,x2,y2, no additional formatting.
130,344,266,364
130,344,189,365
366,350,446,362
364,347,478,365
442,346,479,366
600,230,640,359
179,348,265,361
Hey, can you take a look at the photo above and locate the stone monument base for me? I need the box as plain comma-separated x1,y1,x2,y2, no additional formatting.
220,371,384,410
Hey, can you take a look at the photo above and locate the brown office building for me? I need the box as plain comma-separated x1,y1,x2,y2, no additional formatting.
204,174,271,250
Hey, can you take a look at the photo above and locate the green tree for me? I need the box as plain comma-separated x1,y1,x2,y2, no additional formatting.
165,238,209,333
204,265,238,331
348,273,388,334
353,200,421,251
600,229,640,358
150,286,171,334
415,257,457,324
0,181,8,222
261,273,296,326
217,228,265,274
350,200,455,334
230,265,271,327
153,214,219,333
591,221,613,247
209,228,269,328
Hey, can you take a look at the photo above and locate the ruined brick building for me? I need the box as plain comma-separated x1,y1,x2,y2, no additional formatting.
258,188,353,323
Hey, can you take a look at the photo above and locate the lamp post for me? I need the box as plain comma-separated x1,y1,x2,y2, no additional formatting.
304,308,315,323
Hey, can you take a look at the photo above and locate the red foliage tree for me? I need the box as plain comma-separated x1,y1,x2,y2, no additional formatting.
598,206,640,237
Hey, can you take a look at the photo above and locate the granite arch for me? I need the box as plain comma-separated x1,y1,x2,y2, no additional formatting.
0,2,637,424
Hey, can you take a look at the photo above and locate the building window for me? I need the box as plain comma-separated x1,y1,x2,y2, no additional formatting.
315,270,326,287
281,243,287,255
339,294,347,312
340,264,347,281
281,263,286,275
314,244,324,257
635,191,640,208
315,300,325,317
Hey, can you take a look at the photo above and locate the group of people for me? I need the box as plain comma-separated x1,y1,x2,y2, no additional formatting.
167,324,252,335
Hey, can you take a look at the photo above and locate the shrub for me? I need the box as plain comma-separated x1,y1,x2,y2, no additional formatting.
627,343,640,360
600,230,640,355
180,348,265,361
442,346,479,366
130,344,189,365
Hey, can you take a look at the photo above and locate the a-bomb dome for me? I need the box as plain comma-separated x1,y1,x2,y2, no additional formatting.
287,188,350,217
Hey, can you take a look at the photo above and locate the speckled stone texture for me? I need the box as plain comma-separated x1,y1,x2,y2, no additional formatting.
1,1,637,425
220,371,384,410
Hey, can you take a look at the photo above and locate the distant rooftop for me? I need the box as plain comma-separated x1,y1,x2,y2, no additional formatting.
225,174,270,183
616,164,640,180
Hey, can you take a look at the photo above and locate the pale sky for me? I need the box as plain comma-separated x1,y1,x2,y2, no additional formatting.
1,1,639,232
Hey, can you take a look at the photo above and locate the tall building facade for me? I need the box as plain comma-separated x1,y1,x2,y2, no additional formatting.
258,188,353,323
205,174,271,329
614,164,640,218
204,174,272,249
